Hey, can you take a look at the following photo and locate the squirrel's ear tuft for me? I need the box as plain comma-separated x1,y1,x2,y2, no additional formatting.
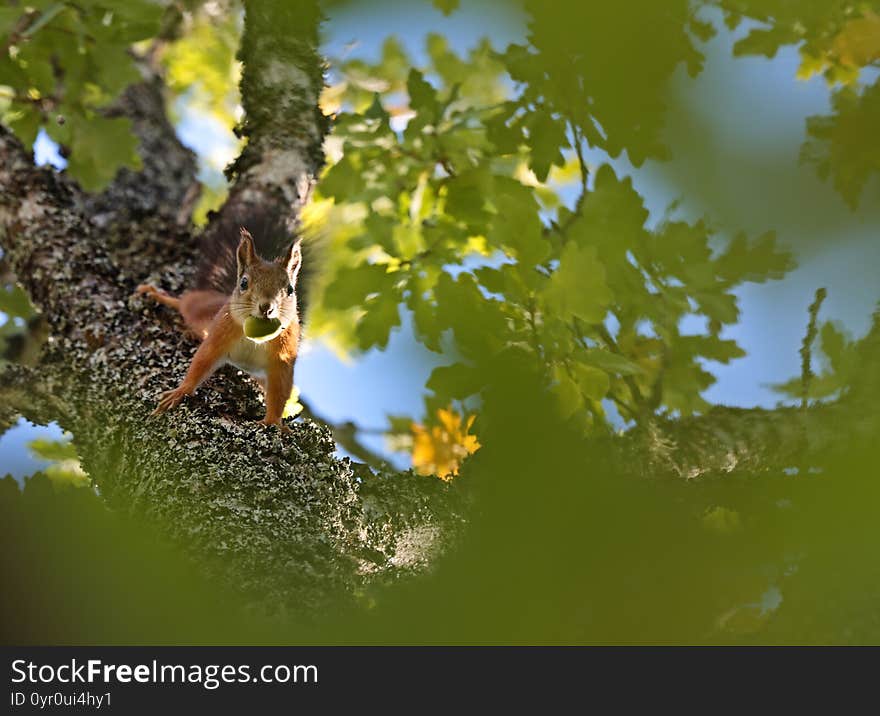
237,228,256,275
279,239,302,283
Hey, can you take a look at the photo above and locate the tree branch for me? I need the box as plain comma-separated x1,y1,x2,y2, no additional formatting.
83,56,200,229
0,119,463,614
196,0,330,296
297,395,388,467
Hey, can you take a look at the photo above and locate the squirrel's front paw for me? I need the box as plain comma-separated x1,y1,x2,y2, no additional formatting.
153,388,187,416
135,284,159,299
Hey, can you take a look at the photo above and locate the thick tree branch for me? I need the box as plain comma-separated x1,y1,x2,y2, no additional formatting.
0,123,463,614
83,57,200,229
195,0,329,300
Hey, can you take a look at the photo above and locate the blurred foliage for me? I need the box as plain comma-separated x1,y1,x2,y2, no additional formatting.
162,7,241,127
432,0,460,16
161,4,243,222
801,78,880,208
720,0,879,79
28,435,88,487
717,0,880,207
0,0,162,189
0,0,242,200
0,472,269,644
1,0,876,208
0,260,41,366
774,320,860,402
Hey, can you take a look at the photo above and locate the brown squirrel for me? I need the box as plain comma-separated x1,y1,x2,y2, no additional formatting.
136,226,302,427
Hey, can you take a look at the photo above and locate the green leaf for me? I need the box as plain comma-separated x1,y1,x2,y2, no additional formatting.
542,244,612,324
351,213,397,254
0,284,35,319
485,102,523,155
525,112,567,182
432,0,460,16
569,165,649,258
427,363,481,400
17,49,55,95
66,115,140,192
96,0,163,41
473,263,529,302
411,296,443,353
551,366,584,419
715,232,794,284
818,321,858,383
407,68,438,121
732,27,792,58
694,291,739,326
90,42,141,97
364,93,390,122
356,291,401,350
0,7,24,38
820,321,848,371
29,438,77,462
500,44,542,86
689,18,717,43
488,180,550,265
434,272,509,355
571,362,610,401
20,3,65,38
801,80,880,209
324,263,396,311
7,107,42,148
679,335,746,364
319,155,364,201
445,167,492,229
581,348,642,376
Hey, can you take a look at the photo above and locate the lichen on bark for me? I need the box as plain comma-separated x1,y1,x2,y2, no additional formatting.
0,0,466,615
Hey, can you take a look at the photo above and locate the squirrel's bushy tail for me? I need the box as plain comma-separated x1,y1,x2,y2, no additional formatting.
194,209,316,316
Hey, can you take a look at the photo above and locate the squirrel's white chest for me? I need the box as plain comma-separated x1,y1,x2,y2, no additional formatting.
223,336,270,379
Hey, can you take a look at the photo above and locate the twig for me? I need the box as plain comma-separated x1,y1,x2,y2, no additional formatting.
297,395,388,467
800,287,827,410
569,120,589,195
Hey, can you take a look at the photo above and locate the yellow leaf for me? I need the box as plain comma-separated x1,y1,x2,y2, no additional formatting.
796,49,828,82
283,385,303,419
411,407,480,479
832,12,880,68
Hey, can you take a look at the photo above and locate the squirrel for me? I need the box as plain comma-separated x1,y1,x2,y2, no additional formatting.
136,226,303,427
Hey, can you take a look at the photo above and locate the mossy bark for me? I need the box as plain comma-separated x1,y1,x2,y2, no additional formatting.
0,1,464,615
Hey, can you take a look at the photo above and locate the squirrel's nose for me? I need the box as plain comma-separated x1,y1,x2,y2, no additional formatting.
259,302,277,318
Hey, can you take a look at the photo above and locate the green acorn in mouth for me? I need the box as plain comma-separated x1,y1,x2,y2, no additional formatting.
243,316,283,342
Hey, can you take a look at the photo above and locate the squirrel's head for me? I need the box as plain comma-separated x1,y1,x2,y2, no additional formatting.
230,227,302,334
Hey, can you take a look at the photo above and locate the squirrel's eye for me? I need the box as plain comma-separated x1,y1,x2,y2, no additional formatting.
239,276,249,291
286,284,294,297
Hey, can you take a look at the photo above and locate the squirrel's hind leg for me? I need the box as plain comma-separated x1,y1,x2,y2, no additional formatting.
179,290,229,338
136,284,181,311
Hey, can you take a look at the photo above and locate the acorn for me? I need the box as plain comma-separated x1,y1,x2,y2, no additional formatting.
243,316,283,342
